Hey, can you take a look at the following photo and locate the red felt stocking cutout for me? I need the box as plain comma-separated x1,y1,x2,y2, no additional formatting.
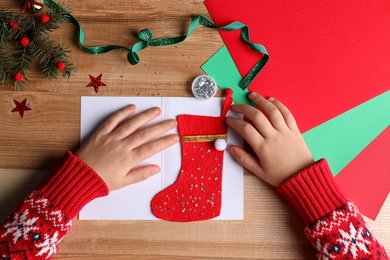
151,89,233,222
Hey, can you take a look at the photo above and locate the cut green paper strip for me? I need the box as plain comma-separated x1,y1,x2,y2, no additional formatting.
43,0,268,91
202,46,253,106
303,90,390,177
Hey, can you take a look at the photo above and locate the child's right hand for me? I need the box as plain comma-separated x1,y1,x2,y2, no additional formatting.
226,92,314,187
76,105,179,191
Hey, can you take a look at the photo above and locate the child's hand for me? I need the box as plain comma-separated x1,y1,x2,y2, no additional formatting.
226,92,314,187
76,105,179,191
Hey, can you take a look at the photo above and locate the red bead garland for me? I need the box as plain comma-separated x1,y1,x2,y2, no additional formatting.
20,37,30,47
56,61,66,71
41,14,50,24
9,21,19,30
14,73,24,82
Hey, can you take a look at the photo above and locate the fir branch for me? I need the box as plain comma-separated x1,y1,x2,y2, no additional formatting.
47,1,71,16
13,48,32,89
29,34,76,79
0,3,75,89
41,41,76,79
29,34,58,65
57,42,76,78
0,46,31,90
0,45,10,82
17,48,32,74
33,2,71,35
1,11,34,46
0,10,14,43
0,21,6,44
0,9,13,23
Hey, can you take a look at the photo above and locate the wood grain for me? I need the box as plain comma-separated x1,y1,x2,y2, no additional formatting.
0,0,388,259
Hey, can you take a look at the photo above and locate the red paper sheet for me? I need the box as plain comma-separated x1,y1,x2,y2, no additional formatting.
205,0,390,133
335,127,390,220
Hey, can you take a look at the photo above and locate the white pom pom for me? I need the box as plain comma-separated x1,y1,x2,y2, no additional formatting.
214,139,227,151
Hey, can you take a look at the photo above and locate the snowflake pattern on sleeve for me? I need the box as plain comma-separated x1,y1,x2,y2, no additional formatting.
305,202,389,260
2,209,39,244
0,191,72,259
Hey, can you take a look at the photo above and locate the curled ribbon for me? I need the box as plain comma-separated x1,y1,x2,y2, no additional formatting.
44,0,269,90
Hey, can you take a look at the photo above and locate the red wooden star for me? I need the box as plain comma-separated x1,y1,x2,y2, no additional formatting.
86,74,107,94
11,98,32,118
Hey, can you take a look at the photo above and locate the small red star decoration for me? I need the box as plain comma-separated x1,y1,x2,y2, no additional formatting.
11,98,32,118
86,74,107,94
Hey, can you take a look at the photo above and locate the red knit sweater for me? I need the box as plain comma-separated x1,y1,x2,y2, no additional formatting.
0,152,388,259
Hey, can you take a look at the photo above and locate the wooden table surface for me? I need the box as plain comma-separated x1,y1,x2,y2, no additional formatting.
0,0,389,259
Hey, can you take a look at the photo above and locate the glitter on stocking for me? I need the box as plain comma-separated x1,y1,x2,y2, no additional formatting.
151,117,226,222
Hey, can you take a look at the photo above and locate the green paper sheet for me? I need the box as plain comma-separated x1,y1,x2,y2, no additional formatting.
303,91,390,176
202,46,390,176
201,46,252,105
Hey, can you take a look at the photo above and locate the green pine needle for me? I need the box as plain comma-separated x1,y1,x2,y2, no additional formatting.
0,2,75,91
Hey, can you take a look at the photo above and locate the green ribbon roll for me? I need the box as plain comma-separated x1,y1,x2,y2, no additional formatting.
44,0,269,90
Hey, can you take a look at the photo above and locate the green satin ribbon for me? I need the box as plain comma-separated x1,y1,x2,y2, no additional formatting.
44,0,269,90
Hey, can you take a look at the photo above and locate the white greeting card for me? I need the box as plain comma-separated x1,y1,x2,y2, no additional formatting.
79,96,243,220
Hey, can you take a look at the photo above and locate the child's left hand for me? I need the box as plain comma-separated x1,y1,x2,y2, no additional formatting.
76,104,179,191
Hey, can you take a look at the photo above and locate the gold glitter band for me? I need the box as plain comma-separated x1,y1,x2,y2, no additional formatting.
181,134,228,143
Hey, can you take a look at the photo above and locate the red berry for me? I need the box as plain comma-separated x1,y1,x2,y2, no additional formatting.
9,21,18,30
20,37,30,47
41,14,50,24
14,73,24,82
56,61,66,71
